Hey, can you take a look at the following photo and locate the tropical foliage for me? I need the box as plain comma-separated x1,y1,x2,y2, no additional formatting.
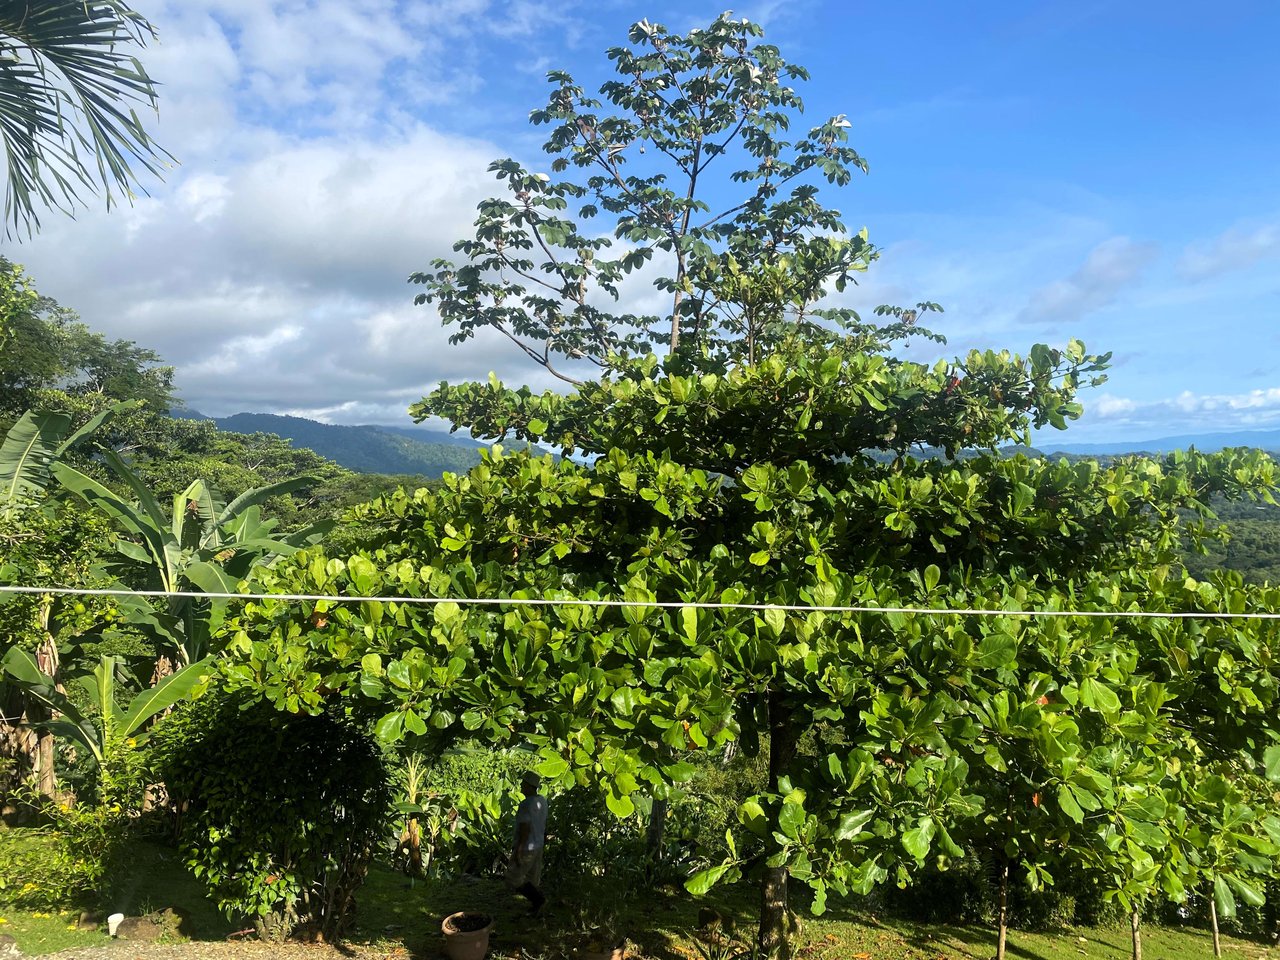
4,14,1280,960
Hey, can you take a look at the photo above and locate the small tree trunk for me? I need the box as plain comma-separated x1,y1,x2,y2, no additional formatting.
33,603,60,800
1210,896,1221,958
1130,907,1142,960
996,858,1011,960
756,692,799,960
35,723,56,799
1,685,38,794
758,864,790,960
646,796,668,861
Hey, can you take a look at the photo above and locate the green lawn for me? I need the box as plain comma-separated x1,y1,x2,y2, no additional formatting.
1,832,1271,960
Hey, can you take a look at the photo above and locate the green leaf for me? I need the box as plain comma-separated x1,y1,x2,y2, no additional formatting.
685,863,734,896
1081,677,1121,714
777,800,805,839
1263,743,1280,781
922,564,941,593
1058,785,1085,824
1,410,71,505
536,755,570,780
834,809,875,842
1214,875,1237,919
901,818,936,860
374,711,406,743
1226,874,1265,909
605,790,635,818
119,656,213,737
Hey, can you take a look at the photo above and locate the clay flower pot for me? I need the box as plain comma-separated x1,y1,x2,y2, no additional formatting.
579,934,626,960
442,911,493,960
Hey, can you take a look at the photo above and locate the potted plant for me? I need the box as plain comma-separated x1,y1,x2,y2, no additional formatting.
442,911,493,960
578,920,626,960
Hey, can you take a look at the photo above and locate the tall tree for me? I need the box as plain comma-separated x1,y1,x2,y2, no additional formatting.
0,0,170,238
224,15,1280,960
0,258,173,423
411,13,938,385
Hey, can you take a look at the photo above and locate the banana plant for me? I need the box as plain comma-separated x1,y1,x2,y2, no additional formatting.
53,453,331,667
0,401,139,515
2,646,211,801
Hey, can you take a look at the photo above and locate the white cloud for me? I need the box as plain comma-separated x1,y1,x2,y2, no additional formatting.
1177,221,1280,281
1018,236,1158,326
1092,394,1137,418
6,2,604,425
1082,387,1280,436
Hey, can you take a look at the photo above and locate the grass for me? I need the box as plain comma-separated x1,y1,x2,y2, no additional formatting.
0,909,108,956
1,830,1273,960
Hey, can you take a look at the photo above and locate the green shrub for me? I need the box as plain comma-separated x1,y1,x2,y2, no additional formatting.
0,805,126,910
151,691,390,941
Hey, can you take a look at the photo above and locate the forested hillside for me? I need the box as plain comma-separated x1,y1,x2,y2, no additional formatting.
201,412,488,477
0,259,424,536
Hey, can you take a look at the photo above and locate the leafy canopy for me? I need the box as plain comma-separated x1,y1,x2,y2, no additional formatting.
411,12,937,384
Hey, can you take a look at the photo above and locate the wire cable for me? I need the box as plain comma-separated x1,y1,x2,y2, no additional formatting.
1,583,1277,619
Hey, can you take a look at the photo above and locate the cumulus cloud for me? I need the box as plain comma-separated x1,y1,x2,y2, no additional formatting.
1177,221,1280,281
1018,236,1158,326
9,1,619,426
1083,386,1280,436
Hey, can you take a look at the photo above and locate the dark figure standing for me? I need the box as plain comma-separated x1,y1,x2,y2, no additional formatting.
505,770,547,915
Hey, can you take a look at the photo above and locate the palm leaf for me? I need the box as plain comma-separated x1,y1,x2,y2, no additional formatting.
0,0,173,238
52,460,170,584
54,398,141,455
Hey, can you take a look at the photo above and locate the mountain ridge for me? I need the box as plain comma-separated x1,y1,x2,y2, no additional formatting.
185,411,489,476
179,409,1280,476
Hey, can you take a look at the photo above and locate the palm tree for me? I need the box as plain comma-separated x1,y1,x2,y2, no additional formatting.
0,1,171,239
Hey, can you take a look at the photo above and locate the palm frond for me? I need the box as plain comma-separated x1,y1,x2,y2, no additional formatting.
0,0,173,238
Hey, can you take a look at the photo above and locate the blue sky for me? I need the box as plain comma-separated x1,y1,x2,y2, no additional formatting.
12,0,1280,444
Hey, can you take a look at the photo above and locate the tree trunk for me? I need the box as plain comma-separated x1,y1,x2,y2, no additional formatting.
33,600,60,800
35,718,56,800
1210,896,1221,958
996,858,1010,960
1,685,37,788
757,692,799,960
646,796,668,861
1130,907,1142,960
758,864,790,960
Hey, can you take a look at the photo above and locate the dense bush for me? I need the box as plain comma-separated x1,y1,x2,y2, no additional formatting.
399,743,762,891
151,691,390,941
0,805,127,909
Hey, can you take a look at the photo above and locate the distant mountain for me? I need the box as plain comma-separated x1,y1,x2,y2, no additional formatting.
207,413,490,477
1037,429,1280,456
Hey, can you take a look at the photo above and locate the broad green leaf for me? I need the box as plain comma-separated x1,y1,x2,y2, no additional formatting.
1058,785,1085,824
834,809,875,842
777,800,805,839
0,410,71,506
119,656,214,737
1226,874,1265,908
1214,875,1237,919
535,755,570,780
685,864,733,896
605,790,635,818
901,818,936,860
1263,743,1280,781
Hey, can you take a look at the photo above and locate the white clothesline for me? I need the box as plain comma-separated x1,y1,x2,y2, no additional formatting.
1,584,1278,620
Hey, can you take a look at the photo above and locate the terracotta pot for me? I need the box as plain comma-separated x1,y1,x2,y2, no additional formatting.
441,911,493,960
